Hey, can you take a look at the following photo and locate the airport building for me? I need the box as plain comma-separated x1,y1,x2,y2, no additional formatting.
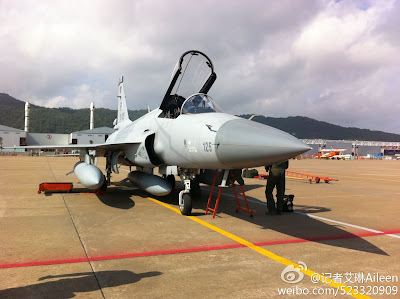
70,127,114,144
0,101,113,151
27,132,69,146
1,127,114,150
382,146,400,157
1,127,114,149
0,124,27,150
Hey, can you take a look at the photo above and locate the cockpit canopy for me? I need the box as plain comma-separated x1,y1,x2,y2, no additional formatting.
181,94,222,115
160,50,217,117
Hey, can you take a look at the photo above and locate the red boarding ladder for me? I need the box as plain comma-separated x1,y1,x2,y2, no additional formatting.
231,183,254,216
205,170,254,218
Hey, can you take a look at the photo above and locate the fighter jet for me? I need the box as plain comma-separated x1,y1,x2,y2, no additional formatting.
26,50,310,215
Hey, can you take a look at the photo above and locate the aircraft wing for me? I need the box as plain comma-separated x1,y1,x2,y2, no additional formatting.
24,144,99,150
23,142,139,156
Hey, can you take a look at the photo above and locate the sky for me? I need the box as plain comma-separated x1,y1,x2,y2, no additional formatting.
1,0,400,133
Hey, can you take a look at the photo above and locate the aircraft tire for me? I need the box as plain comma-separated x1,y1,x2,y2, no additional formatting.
180,193,192,215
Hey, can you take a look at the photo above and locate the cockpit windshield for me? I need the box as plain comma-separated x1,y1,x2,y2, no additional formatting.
181,94,223,115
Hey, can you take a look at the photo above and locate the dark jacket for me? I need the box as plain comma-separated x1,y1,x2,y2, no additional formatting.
265,160,289,176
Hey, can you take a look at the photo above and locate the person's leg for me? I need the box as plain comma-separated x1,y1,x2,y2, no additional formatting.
265,176,276,212
276,175,285,213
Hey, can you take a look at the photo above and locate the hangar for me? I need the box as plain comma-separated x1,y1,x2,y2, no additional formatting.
27,132,69,146
70,127,114,145
0,124,27,151
382,146,400,157
0,101,113,150
0,125,113,149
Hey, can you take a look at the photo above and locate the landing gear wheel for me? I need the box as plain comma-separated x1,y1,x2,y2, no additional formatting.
180,193,192,215
315,177,320,184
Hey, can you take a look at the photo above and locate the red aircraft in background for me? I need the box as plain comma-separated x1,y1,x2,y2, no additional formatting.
317,149,351,159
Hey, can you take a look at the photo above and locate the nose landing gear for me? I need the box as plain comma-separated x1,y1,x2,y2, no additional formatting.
179,179,192,215
178,168,199,215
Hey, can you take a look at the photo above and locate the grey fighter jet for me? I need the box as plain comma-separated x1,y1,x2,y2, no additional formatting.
26,50,310,215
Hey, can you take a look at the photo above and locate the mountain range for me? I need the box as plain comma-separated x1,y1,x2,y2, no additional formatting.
1,93,399,141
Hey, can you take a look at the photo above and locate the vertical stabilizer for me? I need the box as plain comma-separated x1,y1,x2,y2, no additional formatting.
114,76,132,130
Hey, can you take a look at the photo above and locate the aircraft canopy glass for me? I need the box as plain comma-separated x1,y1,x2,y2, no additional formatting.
160,50,217,115
181,94,223,115
170,53,212,98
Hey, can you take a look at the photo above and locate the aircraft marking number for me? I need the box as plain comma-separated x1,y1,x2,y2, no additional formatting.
203,142,212,152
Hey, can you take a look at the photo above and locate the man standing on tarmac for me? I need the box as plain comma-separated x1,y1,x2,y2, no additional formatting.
265,160,289,215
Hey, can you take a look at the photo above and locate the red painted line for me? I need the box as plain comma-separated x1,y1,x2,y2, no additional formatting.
1,230,399,269
0,245,245,269
88,244,245,262
0,257,89,269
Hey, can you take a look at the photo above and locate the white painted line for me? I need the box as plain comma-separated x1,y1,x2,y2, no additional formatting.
294,212,400,240
293,211,380,233
203,187,400,240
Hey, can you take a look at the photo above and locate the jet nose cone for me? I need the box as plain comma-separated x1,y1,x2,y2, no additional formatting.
215,119,311,168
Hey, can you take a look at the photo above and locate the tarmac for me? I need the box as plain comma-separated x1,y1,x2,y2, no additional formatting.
0,156,399,298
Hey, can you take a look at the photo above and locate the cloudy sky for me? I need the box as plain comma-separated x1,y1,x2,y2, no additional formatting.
1,0,399,133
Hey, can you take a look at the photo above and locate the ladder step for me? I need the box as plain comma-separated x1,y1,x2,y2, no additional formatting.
206,170,254,218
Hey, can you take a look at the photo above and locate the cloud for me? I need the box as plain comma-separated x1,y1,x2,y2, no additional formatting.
0,0,399,133
29,84,111,109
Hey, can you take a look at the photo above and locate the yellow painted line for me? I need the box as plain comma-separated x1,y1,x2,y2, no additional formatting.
147,197,370,298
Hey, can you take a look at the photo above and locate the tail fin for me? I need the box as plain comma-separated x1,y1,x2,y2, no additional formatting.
114,76,132,130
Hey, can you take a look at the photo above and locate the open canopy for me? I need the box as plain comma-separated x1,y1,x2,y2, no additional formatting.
160,50,217,114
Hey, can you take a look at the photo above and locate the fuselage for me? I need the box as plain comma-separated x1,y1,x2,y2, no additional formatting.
106,108,310,169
